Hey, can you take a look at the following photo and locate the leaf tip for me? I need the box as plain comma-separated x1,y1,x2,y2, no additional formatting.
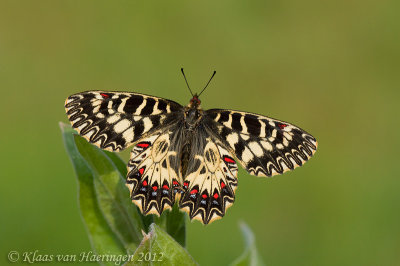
59,121,69,132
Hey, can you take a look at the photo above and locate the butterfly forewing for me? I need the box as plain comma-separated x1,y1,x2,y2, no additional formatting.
65,91,182,151
204,109,318,177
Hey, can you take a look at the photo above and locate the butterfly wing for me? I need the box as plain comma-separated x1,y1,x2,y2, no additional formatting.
179,126,238,224
126,124,185,216
204,109,318,177
65,91,182,151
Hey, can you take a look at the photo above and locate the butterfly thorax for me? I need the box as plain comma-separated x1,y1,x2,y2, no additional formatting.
184,94,203,131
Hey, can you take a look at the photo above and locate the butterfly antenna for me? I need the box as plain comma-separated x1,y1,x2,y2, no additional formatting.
198,70,216,97
181,68,194,97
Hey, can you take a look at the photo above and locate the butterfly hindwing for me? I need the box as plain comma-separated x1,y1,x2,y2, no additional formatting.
204,109,318,177
65,91,182,151
126,128,183,215
179,127,238,224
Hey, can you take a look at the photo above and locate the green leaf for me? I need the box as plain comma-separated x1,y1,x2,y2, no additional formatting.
104,150,128,177
231,222,265,266
60,122,125,261
74,134,144,254
103,150,155,233
125,224,198,266
61,122,189,262
140,213,155,234
152,203,186,247
166,203,186,247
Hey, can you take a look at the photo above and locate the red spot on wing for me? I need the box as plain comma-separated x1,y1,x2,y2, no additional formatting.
137,143,150,148
202,194,208,199
142,180,147,186
277,123,287,129
173,180,179,186
223,156,235,164
183,182,189,187
139,168,145,175
213,193,219,199
190,189,198,194
221,181,226,189
162,185,169,190
152,186,158,191
100,93,110,99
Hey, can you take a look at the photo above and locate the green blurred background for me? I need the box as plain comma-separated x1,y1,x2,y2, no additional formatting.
1,0,399,265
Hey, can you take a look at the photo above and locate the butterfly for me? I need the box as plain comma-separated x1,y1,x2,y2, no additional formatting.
64,69,318,224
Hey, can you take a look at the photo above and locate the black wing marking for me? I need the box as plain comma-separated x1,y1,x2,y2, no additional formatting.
65,91,182,151
179,126,238,224
204,109,318,177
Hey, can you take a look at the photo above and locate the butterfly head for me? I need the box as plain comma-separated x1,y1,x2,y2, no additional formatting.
180,68,216,108
188,94,201,109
